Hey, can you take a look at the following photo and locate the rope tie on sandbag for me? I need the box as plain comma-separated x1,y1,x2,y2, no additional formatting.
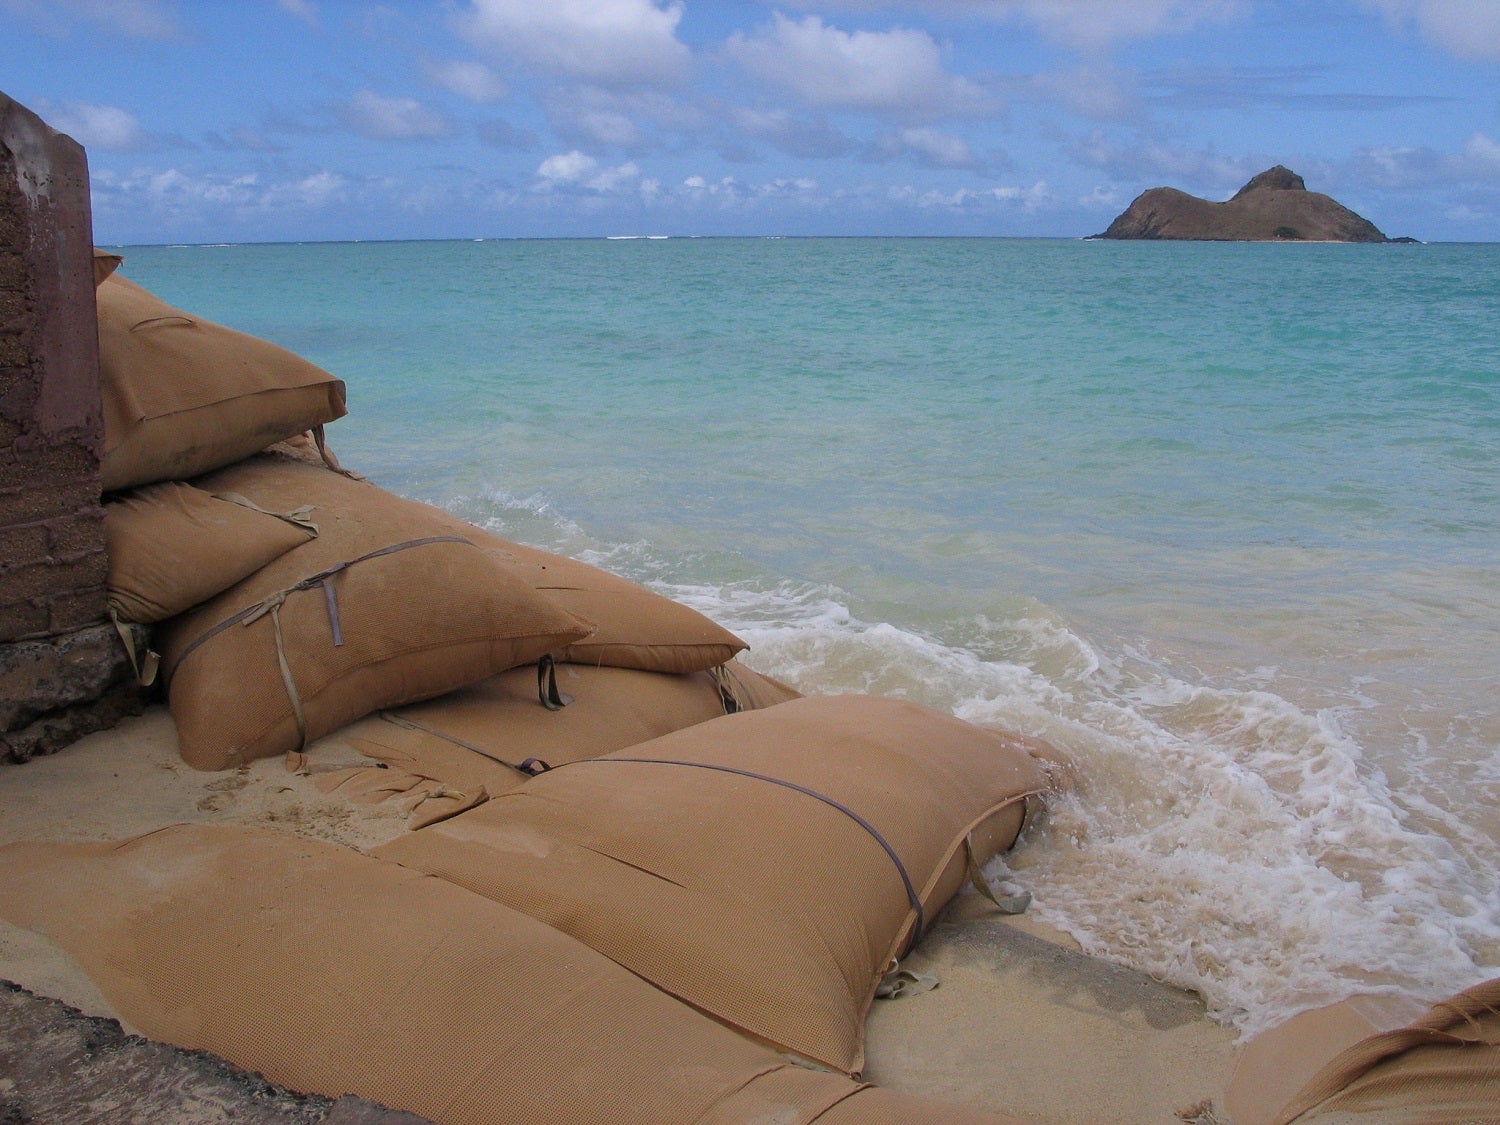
129,314,195,331
108,608,160,687
166,536,475,751
708,664,745,715
311,424,363,480
211,491,320,536
962,833,1032,915
377,712,552,778
536,654,573,711
564,756,926,954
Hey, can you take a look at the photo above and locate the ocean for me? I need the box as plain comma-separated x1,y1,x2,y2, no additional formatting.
112,236,1499,1038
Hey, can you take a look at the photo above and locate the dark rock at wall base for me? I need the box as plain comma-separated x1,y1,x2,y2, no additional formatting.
0,980,432,1124
1094,165,1404,242
0,621,153,762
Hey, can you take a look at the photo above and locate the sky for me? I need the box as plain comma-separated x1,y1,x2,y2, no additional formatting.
3,0,1498,244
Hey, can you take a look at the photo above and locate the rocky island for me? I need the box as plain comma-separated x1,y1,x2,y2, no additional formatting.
1095,165,1409,242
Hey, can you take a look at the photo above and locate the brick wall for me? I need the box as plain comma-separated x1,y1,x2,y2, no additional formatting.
1,92,145,762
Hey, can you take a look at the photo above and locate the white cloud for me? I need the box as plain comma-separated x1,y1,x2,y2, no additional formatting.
1070,131,1263,194
676,173,822,210
992,0,1247,52
870,127,983,169
780,1,1248,53
725,13,990,121
1463,132,1500,169
732,108,857,160
459,0,690,88
539,86,710,155
1346,131,1500,190
1358,0,1500,62
277,0,317,26
544,89,651,149
536,150,599,185
894,180,1051,212
90,166,349,219
533,150,643,194
1029,66,1141,121
1,0,179,39
42,101,156,151
476,118,538,150
336,90,454,141
426,59,509,103
277,170,348,208
589,161,641,192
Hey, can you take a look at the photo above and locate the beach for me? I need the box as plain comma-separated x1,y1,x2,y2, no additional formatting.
110,235,1496,1037
1,705,1244,1123
3,234,1496,1121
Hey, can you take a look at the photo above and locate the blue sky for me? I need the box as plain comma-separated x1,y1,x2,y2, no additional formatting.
4,0,1498,243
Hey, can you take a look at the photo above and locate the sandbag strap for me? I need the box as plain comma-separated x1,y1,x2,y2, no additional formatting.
265,599,309,753
875,963,940,999
708,664,745,715
311,424,363,480
537,654,573,711
377,712,550,779
168,535,473,680
963,833,1032,915
129,314,194,331
566,756,926,954
109,608,160,687
211,491,319,536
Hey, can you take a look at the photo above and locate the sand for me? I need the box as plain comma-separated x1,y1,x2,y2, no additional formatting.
0,704,1251,1123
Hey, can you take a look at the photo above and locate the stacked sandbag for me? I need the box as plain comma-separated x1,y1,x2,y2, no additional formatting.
105,482,318,626
96,272,347,492
0,825,1021,1125
378,693,1053,1075
152,454,594,771
94,267,769,777
486,538,747,674
329,660,798,807
103,481,320,681
1269,977,1500,1124
152,452,771,773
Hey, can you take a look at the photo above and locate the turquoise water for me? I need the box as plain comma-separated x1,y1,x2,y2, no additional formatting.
116,237,1500,1036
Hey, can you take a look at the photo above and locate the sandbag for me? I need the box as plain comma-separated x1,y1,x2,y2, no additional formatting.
97,272,347,491
377,693,1053,1075
181,453,747,675
320,660,797,823
464,533,747,674
332,662,746,802
92,247,122,285
158,455,591,771
0,825,1016,1125
1273,977,1500,1124
105,481,317,624
716,658,802,710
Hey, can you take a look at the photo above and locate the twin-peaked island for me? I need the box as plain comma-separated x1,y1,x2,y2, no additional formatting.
1095,165,1416,242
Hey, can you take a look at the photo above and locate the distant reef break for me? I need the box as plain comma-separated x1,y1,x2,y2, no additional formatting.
1094,166,1414,242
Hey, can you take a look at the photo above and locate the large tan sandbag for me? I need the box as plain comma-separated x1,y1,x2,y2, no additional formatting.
0,825,1018,1125
332,662,747,802
378,693,1054,1075
97,273,347,491
319,660,799,826
716,658,803,710
158,455,591,771
183,453,747,675
1272,977,1500,1124
92,247,122,285
482,537,747,673
105,481,317,624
